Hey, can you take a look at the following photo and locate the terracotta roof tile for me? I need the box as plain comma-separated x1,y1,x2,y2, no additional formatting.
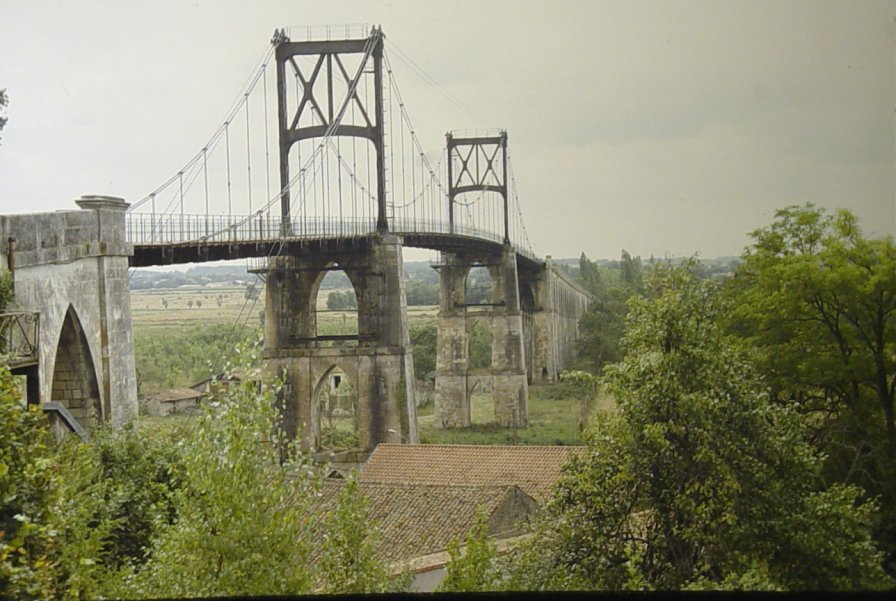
360,444,586,503
316,480,535,562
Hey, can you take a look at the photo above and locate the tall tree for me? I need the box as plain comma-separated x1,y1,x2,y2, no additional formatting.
574,252,641,374
505,263,890,591
727,204,896,570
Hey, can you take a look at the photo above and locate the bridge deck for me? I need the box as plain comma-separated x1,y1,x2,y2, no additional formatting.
126,214,542,270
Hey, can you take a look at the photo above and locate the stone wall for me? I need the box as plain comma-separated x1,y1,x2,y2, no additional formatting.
526,258,592,382
0,196,138,427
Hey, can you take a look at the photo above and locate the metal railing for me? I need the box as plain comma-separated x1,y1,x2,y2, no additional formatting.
126,212,538,262
0,311,40,368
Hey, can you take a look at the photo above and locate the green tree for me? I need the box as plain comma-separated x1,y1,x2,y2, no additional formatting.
436,509,501,592
619,249,644,292
326,290,357,310
409,323,437,382
574,252,641,375
0,365,61,598
0,364,119,600
467,321,492,370
121,348,394,597
318,478,393,594
406,280,439,306
507,263,890,591
727,205,896,570
122,357,317,597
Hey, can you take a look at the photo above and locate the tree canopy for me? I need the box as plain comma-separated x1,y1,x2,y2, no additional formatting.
727,204,896,570
504,263,890,591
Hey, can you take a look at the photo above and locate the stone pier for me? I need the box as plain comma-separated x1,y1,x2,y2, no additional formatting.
433,243,528,429
261,234,417,453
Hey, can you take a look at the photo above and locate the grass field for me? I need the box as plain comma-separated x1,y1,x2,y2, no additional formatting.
131,286,439,332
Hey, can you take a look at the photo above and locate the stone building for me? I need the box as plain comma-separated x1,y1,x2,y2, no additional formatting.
338,442,588,589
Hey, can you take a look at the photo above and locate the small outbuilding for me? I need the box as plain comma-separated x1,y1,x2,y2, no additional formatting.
146,387,206,416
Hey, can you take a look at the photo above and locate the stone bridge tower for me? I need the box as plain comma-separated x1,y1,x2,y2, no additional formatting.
262,28,416,455
0,196,138,430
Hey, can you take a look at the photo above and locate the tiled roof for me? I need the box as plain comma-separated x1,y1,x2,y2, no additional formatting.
316,480,535,562
360,443,586,503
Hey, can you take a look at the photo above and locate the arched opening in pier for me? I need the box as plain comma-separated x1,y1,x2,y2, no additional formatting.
467,319,494,424
50,305,101,431
465,265,493,305
314,365,359,451
313,264,359,345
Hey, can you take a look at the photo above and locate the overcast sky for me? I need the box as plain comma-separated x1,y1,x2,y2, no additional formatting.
0,0,893,262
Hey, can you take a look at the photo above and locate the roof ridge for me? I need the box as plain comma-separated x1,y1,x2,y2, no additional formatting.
372,443,586,450
359,480,525,492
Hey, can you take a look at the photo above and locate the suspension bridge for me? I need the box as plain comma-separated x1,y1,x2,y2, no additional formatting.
125,25,537,269
1,26,591,456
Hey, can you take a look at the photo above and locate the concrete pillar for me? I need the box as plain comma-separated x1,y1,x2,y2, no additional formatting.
73,195,137,427
433,246,528,429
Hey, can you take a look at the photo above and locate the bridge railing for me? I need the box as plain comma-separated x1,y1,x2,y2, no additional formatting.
0,311,40,369
126,212,538,262
126,213,379,245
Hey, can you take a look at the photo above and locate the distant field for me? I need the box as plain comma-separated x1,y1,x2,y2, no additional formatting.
132,286,259,331
131,287,438,331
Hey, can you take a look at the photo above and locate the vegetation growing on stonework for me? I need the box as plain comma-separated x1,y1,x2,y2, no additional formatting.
0,270,13,312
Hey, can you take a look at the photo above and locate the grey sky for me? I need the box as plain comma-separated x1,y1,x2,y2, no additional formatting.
0,0,893,262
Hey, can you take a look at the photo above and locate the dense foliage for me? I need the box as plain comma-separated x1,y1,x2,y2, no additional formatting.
0,351,397,598
498,263,891,591
409,323,437,382
326,289,357,310
436,510,500,593
573,251,644,374
726,204,896,572
133,323,258,394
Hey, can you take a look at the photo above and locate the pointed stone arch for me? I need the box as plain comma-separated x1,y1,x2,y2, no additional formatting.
311,262,360,343
50,304,102,431
467,319,493,371
312,363,360,452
